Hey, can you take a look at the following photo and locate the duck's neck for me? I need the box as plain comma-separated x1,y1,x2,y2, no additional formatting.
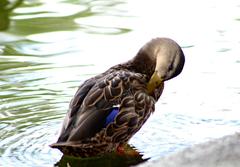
124,51,156,81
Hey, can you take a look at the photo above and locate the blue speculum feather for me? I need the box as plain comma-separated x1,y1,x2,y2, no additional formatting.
104,107,119,127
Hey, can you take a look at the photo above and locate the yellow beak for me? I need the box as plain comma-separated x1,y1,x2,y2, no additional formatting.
147,71,163,94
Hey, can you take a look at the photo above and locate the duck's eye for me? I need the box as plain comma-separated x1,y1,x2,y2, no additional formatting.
168,62,174,71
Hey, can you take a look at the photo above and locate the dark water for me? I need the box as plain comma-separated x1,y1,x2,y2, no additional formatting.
0,0,240,166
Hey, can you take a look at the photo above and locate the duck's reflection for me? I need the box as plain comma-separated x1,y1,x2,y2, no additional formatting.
54,145,149,167
0,0,23,30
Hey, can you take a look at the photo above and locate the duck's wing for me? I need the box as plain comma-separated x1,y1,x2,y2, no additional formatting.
56,77,96,142
55,70,147,143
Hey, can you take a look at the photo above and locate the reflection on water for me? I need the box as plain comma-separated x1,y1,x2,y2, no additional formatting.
56,155,146,167
0,0,240,166
0,0,23,30
55,145,148,167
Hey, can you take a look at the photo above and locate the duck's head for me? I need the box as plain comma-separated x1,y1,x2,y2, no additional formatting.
131,38,185,94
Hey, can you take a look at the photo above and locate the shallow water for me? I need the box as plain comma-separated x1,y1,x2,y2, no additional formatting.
0,0,240,166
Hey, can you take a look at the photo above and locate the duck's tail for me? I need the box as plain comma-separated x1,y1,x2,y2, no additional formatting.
50,141,111,157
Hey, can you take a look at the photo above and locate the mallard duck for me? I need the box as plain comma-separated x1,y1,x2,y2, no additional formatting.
50,38,185,157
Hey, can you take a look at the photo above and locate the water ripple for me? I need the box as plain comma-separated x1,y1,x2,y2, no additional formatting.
0,121,62,167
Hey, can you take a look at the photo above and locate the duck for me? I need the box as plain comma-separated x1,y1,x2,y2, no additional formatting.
50,38,185,157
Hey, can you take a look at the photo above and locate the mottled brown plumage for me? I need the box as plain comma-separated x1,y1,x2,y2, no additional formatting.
50,38,185,157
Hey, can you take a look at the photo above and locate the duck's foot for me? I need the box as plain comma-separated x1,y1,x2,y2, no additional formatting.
116,144,140,157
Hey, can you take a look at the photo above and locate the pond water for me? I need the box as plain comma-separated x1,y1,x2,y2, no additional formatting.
0,0,240,166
